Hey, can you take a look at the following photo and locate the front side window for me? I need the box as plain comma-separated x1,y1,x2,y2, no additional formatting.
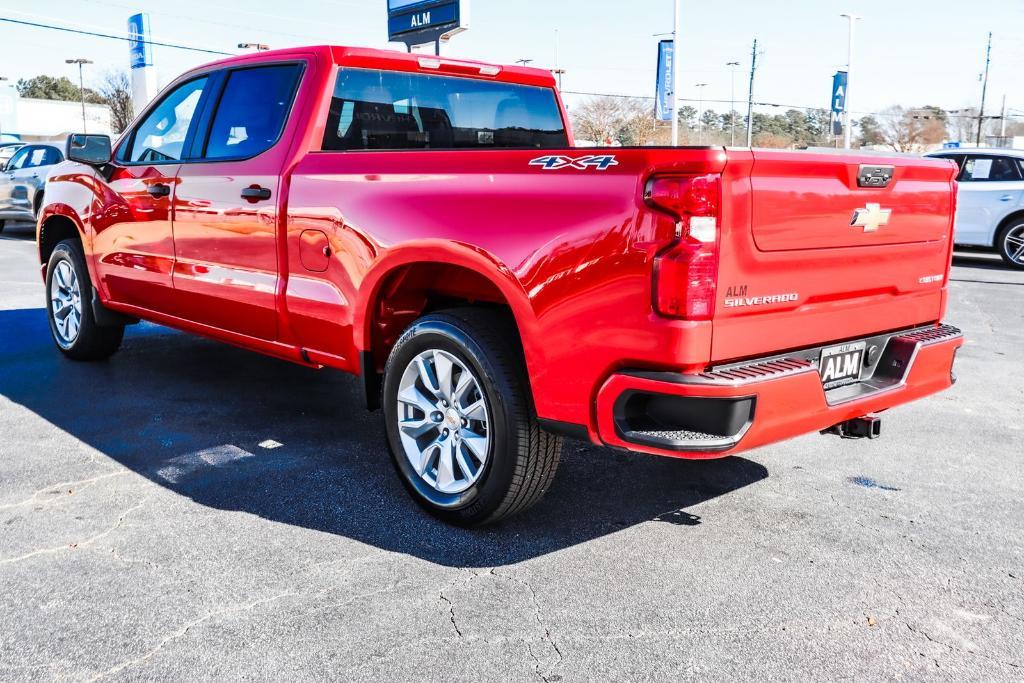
322,68,568,151
5,147,33,171
203,64,301,160
124,77,208,163
960,155,1023,182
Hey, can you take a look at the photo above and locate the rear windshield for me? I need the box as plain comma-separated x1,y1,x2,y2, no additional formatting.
322,68,567,151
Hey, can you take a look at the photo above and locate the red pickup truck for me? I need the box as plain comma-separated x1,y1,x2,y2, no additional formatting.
38,46,962,525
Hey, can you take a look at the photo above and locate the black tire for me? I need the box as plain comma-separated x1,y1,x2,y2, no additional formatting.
382,308,562,527
995,219,1024,269
45,239,124,361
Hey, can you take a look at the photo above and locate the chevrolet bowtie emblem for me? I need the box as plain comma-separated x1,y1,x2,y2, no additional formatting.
850,203,892,232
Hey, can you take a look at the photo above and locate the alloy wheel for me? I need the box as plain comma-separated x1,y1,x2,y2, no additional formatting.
395,348,491,495
1004,224,1024,266
50,259,82,346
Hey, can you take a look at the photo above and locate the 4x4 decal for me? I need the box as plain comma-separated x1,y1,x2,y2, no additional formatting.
529,154,619,171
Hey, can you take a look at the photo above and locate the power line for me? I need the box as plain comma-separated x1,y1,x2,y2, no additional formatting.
0,16,233,56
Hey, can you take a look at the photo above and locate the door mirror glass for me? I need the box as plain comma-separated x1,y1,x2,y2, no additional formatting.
66,134,112,166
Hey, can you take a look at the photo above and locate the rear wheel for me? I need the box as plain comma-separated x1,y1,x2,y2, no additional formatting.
382,308,562,527
46,239,124,360
996,220,1024,269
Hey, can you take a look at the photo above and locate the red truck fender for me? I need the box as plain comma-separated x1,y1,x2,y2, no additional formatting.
354,240,544,389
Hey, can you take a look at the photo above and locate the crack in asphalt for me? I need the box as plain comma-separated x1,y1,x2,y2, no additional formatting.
0,499,147,566
903,619,1021,671
86,592,296,681
0,470,128,511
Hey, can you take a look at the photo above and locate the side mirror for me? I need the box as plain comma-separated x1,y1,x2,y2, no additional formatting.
66,134,112,166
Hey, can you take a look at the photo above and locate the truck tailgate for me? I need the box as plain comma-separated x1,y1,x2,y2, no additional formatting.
711,149,958,363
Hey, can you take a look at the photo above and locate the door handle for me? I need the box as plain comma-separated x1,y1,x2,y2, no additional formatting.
146,183,171,198
1000,195,1014,201
241,186,272,201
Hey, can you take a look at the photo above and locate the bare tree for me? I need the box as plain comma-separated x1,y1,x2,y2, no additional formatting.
875,105,947,152
96,70,134,134
570,97,625,145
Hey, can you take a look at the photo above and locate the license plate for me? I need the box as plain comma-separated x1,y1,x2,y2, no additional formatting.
818,341,867,389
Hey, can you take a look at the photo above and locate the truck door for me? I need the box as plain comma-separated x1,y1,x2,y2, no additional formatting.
170,63,304,340
94,76,209,313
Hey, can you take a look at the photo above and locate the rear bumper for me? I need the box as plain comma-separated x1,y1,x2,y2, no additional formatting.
594,324,963,459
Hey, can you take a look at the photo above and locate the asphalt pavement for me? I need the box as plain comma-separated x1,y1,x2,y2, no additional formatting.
1,220,1021,681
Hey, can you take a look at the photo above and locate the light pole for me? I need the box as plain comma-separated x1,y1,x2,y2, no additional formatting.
726,61,740,146
0,76,7,139
671,0,682,146
695,83,708,143
839,13,861,149
65,59,93,134
515,59,534,67
238,43,270,51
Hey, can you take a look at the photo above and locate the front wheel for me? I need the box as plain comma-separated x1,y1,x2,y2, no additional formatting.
382,308,562,527
997,220,1024,269
46,239,124,360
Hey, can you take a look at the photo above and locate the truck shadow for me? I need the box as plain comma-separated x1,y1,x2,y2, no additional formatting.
0,307,768,568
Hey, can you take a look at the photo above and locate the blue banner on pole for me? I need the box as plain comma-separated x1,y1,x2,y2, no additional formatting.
127,13,152,69
831,71,848,114
656,39,675,122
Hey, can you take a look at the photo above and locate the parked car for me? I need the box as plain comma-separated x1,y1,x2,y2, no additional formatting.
0,141,64,233
37,46,963,525
926,147,1024,268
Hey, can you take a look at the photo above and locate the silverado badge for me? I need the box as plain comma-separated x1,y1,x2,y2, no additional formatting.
850,203,892,232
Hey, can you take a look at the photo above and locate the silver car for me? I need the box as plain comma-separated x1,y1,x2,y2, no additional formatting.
0,142,65,233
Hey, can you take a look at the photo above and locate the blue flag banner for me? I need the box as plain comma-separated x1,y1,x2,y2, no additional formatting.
656,40,675,122
831,71,848,114
127,13,152,69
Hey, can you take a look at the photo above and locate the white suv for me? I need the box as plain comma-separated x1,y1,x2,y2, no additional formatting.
926,148,1024,268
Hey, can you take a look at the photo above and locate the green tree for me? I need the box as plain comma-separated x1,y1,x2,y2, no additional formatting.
16,75,105,104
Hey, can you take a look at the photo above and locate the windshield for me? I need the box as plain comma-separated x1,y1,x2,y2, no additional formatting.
322,68,567,151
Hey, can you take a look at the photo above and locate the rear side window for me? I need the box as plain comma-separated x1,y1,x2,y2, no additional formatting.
33,147,63,167
322,68,567,151
203,64,302,160
960,156,1023,182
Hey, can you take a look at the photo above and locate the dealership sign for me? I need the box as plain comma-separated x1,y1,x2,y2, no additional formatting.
387,0,469,49
127,13,152,69
831,70,848,114
655,40,675,122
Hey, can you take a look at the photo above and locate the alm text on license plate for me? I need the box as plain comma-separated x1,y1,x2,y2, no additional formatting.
818,341,866,389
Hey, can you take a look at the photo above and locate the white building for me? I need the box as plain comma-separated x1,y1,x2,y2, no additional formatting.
0,85,112,142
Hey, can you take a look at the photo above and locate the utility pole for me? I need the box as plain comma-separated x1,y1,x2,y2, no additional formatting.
976,32,992,146
671,0,682,146
695,83,708,143
726,61,740,146
745,38,757,147
66,58,92,134
1000,94,1007,139
515,59,534,66
840,13,861,149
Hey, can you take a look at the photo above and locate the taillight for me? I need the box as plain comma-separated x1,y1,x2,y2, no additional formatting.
644,174,721,320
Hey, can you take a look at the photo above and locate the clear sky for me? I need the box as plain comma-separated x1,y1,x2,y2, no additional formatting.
1,0,1021,119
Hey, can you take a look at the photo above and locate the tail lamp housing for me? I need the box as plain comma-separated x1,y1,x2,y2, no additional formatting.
644,174,721,320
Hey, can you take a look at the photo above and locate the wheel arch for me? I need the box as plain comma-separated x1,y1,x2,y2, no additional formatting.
38,205,87,269
356,242,541,409
994,209,1024,249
